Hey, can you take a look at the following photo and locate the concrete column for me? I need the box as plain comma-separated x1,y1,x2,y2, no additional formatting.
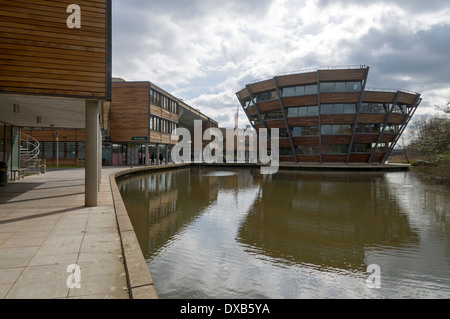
145,143,149,166
98,124,102,192
156,143,160,166
85,100,100,207
165,145,169,164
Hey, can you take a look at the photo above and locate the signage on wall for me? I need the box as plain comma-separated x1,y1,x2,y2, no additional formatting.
132,137,148,141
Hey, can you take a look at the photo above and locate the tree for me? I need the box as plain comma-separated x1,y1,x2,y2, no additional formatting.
408,101,450,155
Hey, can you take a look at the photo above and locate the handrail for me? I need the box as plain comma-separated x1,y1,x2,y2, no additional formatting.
365,87,419,95
21,132,40,164
240,64,369,91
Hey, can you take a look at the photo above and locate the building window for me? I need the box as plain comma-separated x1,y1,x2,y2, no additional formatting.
355,124,382,134
282,84,318,97
393,104,407,114
320,81,362,93
351,143,372,153
324,144,349,154
321,125,352,135
321,104,356,114
288,106,318,117
384,124,399,134
292,126,320,137
360,103,389,113
373,143,389,152
297,145,320,155
255,90,278,103
280,147,294,156
279,128,289,138
261,109,285,121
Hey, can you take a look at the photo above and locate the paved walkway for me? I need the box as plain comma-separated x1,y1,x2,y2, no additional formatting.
0,168,129,299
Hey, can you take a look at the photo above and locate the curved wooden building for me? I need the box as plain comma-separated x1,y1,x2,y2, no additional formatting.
236,66,421,164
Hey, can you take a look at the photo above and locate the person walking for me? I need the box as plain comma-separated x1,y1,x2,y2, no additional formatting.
159,153,163,165
150,153,155,165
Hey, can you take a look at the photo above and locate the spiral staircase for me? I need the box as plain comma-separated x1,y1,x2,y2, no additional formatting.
20,132,43,174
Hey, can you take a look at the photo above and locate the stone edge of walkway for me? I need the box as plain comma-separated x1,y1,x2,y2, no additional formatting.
109,164,189,299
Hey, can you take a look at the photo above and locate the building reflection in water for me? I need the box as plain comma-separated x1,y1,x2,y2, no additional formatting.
118,167,450,298
237,170,419,272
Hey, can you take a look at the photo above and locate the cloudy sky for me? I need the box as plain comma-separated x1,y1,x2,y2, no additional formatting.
112,0,450,129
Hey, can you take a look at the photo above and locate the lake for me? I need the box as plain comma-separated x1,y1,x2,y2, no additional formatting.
118,167,450,299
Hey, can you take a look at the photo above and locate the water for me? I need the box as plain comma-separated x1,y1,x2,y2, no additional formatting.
118,167,450,299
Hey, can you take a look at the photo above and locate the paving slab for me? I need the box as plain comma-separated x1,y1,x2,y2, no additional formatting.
0,168,130,299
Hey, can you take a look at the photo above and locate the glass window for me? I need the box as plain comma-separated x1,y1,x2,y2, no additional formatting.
66,142,76,158
320,82,335,93
295,86,305,96
372,143,389,152
283,87,296,97
297,145,320,155
352,143,371,153
335,82,346,92
332,125,342,135
288,107,298,118
347,82,362,92
343,125,352,134
77,142,85,159
280,147,294,156
321,104,334,114
279,128,289,138
308,106,318,116
334,104,344,114
305,84,318,95
42,142,54,159
298,107,308,117
360,103,370,113
321,125,332,135
292,127,302,137
325,144,349,154
393,104,406,114
344,104,356,114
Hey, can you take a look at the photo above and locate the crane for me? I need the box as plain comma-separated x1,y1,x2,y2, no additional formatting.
234,104,239,129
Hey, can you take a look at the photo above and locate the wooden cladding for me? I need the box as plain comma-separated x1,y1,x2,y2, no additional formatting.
0,0,111,99
237,67,422,163
22,128,86,141
111,81,178,144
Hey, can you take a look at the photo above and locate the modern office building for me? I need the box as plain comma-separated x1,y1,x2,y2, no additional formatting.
236,66,422,164
0,0,112,206
21,79,218,167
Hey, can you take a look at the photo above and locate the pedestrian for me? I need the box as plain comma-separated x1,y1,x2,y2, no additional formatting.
159,153,163,165
150,153,155,165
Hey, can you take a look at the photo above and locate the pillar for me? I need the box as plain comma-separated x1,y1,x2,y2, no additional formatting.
145,143,149,166
85,100,100,207
165,145,169,164
156,143,160,166
98,124,102,192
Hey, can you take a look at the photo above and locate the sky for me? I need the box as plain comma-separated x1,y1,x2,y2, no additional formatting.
112,0,450,131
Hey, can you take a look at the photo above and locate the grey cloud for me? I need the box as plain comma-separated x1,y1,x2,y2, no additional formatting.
340,24,450,93
317,0,450,12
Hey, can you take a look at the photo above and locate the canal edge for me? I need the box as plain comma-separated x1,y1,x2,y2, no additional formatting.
109,164,190,299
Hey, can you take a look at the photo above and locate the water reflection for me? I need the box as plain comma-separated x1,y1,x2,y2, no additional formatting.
237,171,419,273
118,168,450,298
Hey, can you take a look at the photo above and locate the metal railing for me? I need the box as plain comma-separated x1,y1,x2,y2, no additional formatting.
241,64,369,91
21,132,42,173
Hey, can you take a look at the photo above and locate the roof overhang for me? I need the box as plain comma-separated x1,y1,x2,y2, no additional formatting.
0,94,86,129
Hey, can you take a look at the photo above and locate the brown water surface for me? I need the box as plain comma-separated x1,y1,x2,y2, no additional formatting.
118,167,450,298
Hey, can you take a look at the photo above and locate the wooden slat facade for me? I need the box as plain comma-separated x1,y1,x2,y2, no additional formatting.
236,67,421,164
111,81,179,145
0,0,111,99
